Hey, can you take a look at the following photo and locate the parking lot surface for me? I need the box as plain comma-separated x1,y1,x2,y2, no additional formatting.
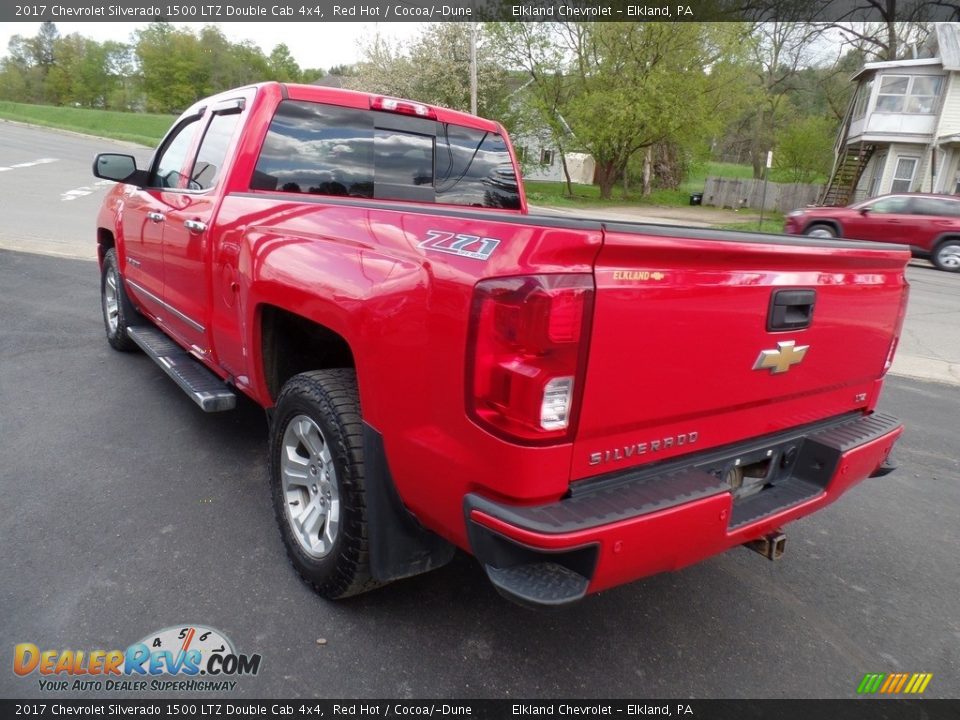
1,248,957,699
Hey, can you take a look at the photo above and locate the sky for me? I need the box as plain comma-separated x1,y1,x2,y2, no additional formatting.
0,22,422,72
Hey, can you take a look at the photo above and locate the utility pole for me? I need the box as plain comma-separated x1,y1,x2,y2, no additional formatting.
470,22,478,115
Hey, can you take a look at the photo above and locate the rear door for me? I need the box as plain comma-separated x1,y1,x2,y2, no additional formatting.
844,195,914,244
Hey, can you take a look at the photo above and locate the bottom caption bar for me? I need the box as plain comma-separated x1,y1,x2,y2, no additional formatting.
3,700,959,719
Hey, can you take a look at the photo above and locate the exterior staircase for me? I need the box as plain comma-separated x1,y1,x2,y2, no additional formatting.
819,142,876,207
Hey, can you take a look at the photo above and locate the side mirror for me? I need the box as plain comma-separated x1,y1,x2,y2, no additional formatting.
92,153,143,184
859,207,870,216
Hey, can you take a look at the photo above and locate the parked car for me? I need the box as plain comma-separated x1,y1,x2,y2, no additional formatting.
784,193,960,272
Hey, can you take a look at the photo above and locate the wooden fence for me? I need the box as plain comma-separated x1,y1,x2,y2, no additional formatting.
701,177,824,213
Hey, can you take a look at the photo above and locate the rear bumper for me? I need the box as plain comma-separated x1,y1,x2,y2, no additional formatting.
465,412,902,605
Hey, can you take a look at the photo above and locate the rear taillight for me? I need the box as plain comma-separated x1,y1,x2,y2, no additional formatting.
883,282,910,375
466,274,594,444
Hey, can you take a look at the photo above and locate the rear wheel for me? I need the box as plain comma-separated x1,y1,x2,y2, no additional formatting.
269,369,382,599
932,239,960,272
100,248,138,351
804,223,837,238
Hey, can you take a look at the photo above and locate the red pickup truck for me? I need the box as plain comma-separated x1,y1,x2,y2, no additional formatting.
93,83,909,606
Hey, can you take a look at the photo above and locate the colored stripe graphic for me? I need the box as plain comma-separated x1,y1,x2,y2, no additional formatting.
857,673,884,694
858,672,932,694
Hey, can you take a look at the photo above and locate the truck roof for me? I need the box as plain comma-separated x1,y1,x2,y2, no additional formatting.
186,81,503,135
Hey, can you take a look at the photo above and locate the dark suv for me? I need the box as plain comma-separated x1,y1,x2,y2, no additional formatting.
784,193,960,272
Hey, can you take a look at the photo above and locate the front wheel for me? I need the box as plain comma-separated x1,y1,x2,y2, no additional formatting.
932,239,960,272
100,248,138,351
269,369,382,599
804,223,837,238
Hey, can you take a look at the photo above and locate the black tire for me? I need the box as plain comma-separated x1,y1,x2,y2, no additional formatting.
269,369,382,599
100,248,139,351
931,238,960,272
803,223,837,238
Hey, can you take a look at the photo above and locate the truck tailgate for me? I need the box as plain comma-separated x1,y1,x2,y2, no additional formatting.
572,226,909,480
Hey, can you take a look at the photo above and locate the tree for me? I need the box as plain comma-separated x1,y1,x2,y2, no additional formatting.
349,23,509,117
134,23,273,113
775,115,836,183
828,17,936,62
269,44,303,82
493,22,751,199
744,22,826,178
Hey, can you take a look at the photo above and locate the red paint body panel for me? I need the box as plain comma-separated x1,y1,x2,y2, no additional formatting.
95,82,911,598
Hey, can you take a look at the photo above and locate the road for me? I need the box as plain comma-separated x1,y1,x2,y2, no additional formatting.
0,123,958,700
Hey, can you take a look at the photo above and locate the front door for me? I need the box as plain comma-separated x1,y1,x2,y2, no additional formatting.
123,115,204,328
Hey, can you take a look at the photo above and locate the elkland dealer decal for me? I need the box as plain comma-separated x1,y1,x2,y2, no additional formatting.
14,625,262,692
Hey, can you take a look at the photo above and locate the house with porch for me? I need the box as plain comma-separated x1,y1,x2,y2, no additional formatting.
821,23,960,206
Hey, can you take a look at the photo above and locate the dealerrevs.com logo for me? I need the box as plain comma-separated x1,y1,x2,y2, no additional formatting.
14,625,262,692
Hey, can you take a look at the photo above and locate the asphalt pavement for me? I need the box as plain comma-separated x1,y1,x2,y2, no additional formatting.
0,123,958,700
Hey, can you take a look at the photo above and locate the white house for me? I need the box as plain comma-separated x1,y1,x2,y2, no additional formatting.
513,134,596,185
823,23,960,205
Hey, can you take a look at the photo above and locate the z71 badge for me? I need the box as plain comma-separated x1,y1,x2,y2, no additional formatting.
419,230,500,261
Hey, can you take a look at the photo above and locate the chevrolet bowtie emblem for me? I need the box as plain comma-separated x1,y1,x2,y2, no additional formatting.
753,340,809,374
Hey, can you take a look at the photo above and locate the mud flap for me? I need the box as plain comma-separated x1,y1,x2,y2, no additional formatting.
363,423,455,582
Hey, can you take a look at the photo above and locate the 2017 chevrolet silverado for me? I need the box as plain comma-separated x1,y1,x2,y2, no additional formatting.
93,83,909,606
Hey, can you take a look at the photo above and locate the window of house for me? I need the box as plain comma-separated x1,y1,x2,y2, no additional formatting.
540,149,554,166
852,78,873,119
875,74,943,114
890,157,918,193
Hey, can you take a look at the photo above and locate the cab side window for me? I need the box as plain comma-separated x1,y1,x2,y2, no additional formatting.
188,111,242,191
152,117,202,189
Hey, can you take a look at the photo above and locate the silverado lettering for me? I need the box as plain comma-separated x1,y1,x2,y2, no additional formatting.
92,82,909,606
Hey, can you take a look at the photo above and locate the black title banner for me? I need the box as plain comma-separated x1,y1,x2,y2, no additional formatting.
3,700,960,720
5,0,960,23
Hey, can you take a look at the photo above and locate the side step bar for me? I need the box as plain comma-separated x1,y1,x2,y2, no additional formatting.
127,326,237,412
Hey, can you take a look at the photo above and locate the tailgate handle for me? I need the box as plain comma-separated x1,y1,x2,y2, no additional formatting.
768,289,815,331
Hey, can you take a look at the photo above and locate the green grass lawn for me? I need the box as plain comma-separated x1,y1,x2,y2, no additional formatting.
0,102,173,146
525,160,824,211
713,218,786,234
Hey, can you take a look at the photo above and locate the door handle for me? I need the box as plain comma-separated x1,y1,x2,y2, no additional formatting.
184,219,207,233
146,212,164,223
767,289,816,331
